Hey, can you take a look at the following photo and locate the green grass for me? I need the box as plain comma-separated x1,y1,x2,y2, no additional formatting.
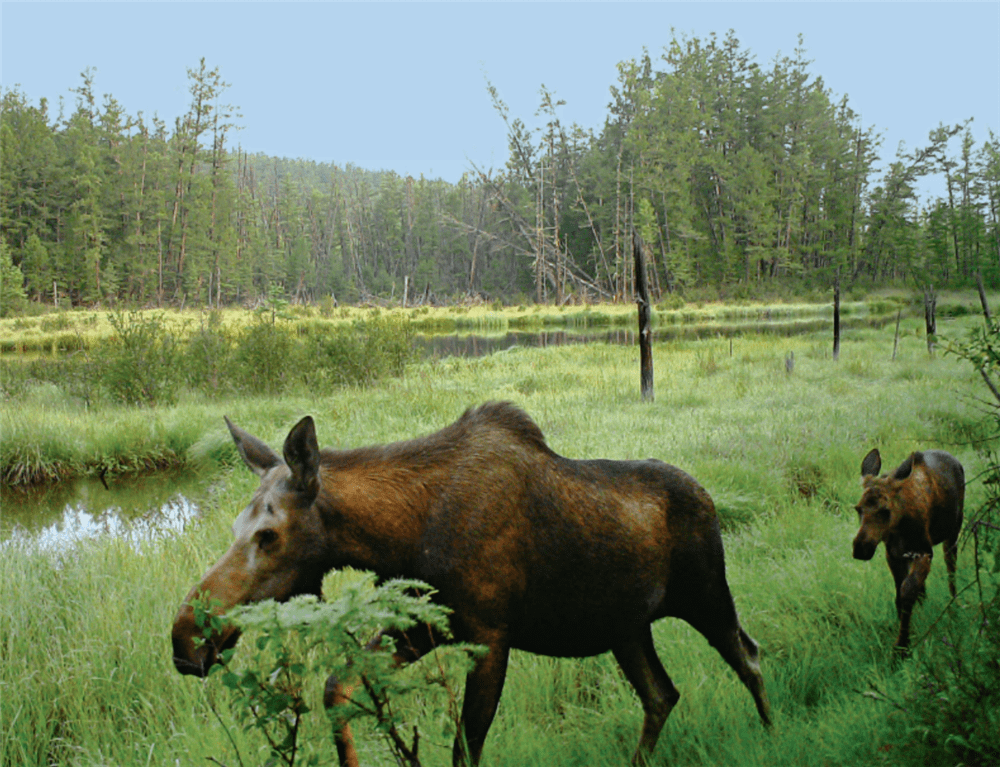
7,291,968,355
1,307,995,766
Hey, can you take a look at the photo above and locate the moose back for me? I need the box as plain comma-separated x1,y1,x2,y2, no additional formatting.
172,402,771,765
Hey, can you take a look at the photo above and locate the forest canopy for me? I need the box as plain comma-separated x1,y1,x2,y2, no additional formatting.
1,33,998,314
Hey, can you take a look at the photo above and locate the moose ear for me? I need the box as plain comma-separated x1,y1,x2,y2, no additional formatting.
225,416,282,477
893,453,916,480
861,448,881,478
283,416,320,500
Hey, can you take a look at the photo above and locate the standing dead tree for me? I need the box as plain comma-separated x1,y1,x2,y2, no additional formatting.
633,226,654,401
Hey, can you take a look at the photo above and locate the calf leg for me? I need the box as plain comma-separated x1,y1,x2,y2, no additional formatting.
324,623,448,767
889,553,931,652
943,536,959,598
612,627,681,766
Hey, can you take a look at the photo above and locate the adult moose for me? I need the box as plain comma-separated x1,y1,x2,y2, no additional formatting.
172,403,771,765
853,448,965,653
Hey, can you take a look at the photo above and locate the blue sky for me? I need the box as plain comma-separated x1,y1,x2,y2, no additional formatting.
2,2,998,200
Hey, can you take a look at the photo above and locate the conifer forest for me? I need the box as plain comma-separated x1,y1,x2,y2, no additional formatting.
2,32,998,314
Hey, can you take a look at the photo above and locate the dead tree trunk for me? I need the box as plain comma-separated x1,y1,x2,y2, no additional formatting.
923,286,937,356
892,309,902,361
833,269,841,361
633,227,654,402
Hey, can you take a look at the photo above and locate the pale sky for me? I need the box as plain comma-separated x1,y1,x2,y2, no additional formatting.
2,2,998,201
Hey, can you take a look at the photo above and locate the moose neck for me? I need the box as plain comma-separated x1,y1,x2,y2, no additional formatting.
315,444,447,579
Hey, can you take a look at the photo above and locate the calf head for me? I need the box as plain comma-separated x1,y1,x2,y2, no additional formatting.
852,448,918,560
172,416,327,676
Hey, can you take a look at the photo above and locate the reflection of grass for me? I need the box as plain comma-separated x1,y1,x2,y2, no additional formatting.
0,295,940,354
2,311,993,766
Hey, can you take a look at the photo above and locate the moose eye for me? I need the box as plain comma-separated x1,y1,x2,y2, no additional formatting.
256,529,279,550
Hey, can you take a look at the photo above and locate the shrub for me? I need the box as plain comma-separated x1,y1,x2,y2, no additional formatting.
896,597,1000,765
232,315,297,396
185,311,235,397
101,309,181,406
303,316,415,389
195,576,483,767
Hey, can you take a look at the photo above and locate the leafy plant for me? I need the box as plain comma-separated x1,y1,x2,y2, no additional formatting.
193,576,484,767
186,311,235,397
101,309,180,405
301,316,415,389
232,315,296,396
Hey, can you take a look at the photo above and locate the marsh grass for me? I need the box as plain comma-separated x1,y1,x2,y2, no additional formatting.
2,308,995,766
0,295,926,356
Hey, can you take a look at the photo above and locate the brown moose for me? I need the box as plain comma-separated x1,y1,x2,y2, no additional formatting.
172,402,771,765
853,447,964,652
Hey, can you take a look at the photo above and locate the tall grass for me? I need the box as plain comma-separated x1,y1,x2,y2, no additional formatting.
1,309,994,766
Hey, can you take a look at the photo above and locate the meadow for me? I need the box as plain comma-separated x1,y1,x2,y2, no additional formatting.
1,300,997,766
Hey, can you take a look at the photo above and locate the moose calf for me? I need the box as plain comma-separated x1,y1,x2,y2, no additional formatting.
853,448,964,652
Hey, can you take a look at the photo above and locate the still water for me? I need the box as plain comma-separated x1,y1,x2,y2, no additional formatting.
0,470,214,552
413,314,892,358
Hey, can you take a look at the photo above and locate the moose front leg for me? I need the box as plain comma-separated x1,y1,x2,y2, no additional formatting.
323,622,449,767
454,632,510,767
887,552,932,652
323,677,360,767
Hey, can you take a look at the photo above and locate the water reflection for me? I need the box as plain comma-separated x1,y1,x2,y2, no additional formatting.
0,470,213,553
415,314,896,360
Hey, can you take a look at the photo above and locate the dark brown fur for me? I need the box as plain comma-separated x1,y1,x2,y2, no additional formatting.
172,402,771,765
853,448,965,652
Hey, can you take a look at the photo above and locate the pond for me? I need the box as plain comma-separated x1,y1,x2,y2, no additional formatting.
414,312,898,358
0,469,217,553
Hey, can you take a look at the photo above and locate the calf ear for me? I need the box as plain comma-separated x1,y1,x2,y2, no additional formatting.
893,454,916,480
861,448,881,478
225,417,282,477
283,416,320,500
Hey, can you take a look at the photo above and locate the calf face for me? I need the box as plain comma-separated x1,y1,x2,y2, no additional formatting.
853,449,898,560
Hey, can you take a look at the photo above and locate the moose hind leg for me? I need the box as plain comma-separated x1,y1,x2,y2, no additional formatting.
612,627,680,766
701,620,772,728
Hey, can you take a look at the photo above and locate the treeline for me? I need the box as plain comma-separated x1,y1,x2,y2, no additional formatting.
1,34,998,314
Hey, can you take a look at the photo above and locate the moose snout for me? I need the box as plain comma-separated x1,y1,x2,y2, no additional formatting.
171,604,241,677
852,534,877,561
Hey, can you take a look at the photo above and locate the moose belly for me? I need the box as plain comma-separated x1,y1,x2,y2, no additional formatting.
508,590,666,657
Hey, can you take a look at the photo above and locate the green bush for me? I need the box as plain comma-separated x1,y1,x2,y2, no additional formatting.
195,576,483,767
101,309,181,406
39,313,73,332
185,311,236,397
299,316,414,390
232,316,297,396
895,597,1000,765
